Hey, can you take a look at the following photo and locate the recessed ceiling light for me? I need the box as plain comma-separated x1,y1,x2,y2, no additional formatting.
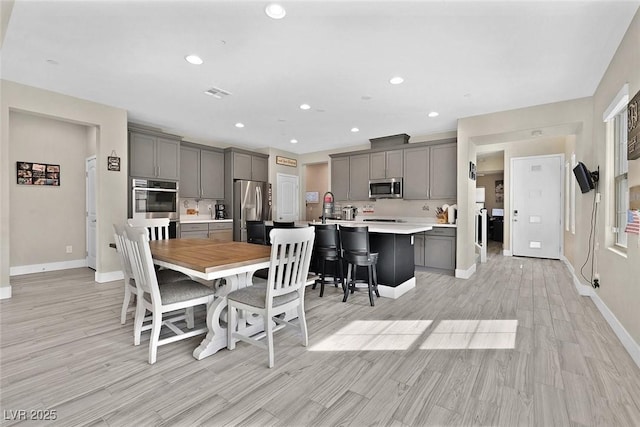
290,139,298,144
299,104,311,110
361,95,372,101
428,111,439,118
389,76,404,85
235,123,245,128
351,127,360,133
265,3,286,19
185,55,203,65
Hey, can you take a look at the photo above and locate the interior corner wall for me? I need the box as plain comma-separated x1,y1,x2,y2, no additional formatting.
476,173,504,214
0,80,128,289
591,8,640,346
304,163,328,221
9,112,89,267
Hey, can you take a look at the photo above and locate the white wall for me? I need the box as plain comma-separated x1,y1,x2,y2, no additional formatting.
1,80,128,294
9,112,90,268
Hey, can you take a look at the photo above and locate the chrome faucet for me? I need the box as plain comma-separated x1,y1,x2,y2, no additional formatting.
322,191,334,224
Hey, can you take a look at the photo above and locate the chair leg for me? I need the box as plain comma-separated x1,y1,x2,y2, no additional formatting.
343,263,352,302
297,303,308,347
265,314,274,368
227,304,236,350
133,299,145,346
372,263,380,298
319,258,326,297
185,307,195,329
149,310,162,364
367,265,375,307
121,285,131,324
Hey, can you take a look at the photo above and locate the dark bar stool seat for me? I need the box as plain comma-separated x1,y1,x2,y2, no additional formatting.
339,225,380,306
310,223,344,297
246,220,267,245
273,221,295,228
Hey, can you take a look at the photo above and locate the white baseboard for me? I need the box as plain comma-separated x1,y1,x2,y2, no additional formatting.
563,260,640,369
503,249,513,256
378,277,415,299
0,286,12,299
455,263,476,279
9,259,88,276
95,270,124,283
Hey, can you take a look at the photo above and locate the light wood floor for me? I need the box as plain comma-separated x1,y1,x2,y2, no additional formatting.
2,244,640,426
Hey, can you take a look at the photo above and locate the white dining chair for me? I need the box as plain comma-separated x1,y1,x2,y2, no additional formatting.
127,218,171,240
227,226,315,368
113,224,191,332
124,226,216,364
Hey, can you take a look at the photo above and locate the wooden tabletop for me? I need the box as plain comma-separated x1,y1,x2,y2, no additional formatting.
149,239,271,275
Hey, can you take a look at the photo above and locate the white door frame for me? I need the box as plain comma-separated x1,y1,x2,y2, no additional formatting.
86,156,97,270
276,173,299,221
509,153,564,259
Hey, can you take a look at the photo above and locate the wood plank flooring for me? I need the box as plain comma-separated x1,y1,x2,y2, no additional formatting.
2,244,640,426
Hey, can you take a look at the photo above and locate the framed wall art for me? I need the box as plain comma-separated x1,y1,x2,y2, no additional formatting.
16,161,60,186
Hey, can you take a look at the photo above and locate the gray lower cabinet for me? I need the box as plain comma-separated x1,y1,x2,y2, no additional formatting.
181,222,232,241
129,131,180,180
415,227,456,271
180,145,224,199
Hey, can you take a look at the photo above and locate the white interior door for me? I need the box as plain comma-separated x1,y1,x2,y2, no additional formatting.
276,173,299,221
511,155,563,259
86,156,97,270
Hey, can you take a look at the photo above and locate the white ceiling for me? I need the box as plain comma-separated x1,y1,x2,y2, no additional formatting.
2,1,638,154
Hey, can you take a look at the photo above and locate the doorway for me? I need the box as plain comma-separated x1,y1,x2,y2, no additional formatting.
304,162,328,221
276,173,299,222
86,156,97,270
510,154,563,259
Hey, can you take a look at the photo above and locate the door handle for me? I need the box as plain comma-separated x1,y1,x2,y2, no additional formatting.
513,210,518,222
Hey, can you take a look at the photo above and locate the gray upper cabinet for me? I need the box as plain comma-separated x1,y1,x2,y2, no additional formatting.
403,146,430,199
370,150,403,179
181,144,224,199
349,154,370,200
200,150,224,199
331,157,350,201
129,130,180,181
230,151,268,182
429,143,457,199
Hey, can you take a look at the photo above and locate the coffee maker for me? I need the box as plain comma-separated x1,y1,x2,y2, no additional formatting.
215,204,226,219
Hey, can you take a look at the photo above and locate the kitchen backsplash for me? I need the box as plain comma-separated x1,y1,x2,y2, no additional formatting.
332,198,456,220
179,198,221,216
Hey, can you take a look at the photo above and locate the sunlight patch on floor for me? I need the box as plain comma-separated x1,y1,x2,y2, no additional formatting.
309,320,433,351
419,319,517,350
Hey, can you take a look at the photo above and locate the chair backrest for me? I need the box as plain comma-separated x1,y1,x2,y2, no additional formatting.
246,220,267,245
311,223,340,253
273,221,295,228
265,227,315,308
113,223,134,286
123,225,161,305
127,218,170,240
339,225,371,254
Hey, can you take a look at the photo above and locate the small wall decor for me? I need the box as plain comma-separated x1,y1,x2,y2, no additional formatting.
469,161,476,180
495,179,504,203
107,150,121,171
305,191,319,203
16,161,60,186
628,89,639,160
276,156,297,167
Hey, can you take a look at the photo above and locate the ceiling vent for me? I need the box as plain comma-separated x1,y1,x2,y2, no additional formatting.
204,87,232,99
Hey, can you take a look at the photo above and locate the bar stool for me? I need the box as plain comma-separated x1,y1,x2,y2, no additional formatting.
310,223,344,297
339,225,379,306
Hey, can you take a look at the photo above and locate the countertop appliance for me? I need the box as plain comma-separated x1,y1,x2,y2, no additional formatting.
369,177,403,199
215,203,226,219
342,205,357,221
130,178,178,221
234,180,272,241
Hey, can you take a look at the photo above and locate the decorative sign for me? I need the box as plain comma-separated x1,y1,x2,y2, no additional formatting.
276,156,297,167
16,161,60,186
630,185,640,210
305,191,319,203
629,89,639,160
107,156,121,171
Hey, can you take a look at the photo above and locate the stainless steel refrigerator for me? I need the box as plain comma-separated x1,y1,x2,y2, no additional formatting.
233,180,272,241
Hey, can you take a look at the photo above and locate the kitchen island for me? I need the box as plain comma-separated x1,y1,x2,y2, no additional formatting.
319,220,433,299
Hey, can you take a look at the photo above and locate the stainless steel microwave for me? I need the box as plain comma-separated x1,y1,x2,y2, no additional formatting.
369,178,403,199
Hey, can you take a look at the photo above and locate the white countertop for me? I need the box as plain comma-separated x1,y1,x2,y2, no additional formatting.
354,215,457,228
317,220,433,235
180,216,233,224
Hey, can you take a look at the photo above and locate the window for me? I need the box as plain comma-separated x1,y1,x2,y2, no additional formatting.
612,109,628,247
604,84,629,250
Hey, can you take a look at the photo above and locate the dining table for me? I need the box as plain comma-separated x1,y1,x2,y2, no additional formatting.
149,238,272,360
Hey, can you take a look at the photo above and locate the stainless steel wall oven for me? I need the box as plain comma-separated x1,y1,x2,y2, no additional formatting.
130,178,179,237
